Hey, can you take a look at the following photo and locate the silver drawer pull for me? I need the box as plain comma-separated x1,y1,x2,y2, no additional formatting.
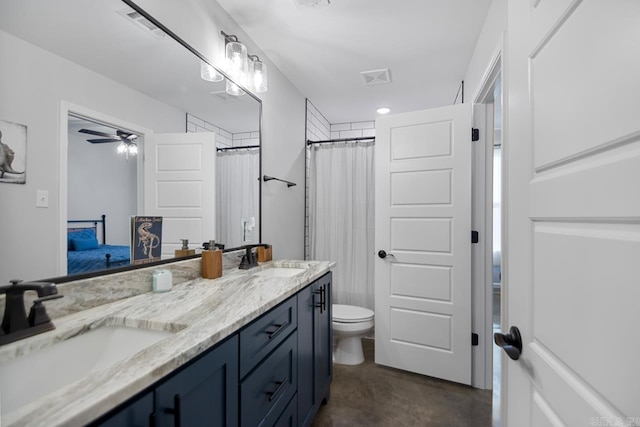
266,377,288,402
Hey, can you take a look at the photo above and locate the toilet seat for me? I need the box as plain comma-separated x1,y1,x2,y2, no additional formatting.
332,304,374,323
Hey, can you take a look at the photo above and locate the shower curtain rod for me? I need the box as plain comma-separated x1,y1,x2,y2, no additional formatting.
306,136,375,146
216,144,260,152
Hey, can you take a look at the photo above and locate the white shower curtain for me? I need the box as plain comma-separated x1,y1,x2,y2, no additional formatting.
309,142,375,310
216,149,260,248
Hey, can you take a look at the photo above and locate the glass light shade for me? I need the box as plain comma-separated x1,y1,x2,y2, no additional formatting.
250,60,268,93
128,144,138,155
226,80,245,96
225,41,248,95
200,60,223,82
117,142,127,154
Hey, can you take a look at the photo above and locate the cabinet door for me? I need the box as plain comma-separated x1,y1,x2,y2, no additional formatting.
155,335,239,427
314,272,332,406
94,390,153,427
297,284,315,426
297,272,333,427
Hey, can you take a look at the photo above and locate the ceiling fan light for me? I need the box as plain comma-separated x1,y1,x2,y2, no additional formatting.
117,142,127,154
128,144,138,155
200,60,223,82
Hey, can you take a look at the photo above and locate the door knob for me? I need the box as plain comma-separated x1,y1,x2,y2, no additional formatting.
378,250,396,259
494,326,522,360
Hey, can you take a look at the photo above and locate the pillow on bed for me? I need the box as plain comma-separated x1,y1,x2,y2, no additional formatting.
70,236,99,251
68,229,97,250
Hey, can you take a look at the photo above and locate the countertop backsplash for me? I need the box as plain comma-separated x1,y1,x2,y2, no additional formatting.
5,249,246,320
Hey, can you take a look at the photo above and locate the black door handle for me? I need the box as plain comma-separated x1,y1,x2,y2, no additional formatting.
378,250,387,259
494,326,522,360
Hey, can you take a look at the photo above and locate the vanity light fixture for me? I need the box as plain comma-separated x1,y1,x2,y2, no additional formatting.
222,31,248,96
376,107,391,115
221,31,268,95
248,55,268,93
200,60,224,82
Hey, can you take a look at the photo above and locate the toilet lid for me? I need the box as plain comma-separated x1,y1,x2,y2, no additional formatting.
333,304,374,323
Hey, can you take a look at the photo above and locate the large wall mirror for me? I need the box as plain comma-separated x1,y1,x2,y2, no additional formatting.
0,0,261,280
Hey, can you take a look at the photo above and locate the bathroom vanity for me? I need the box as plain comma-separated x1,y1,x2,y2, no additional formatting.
0,260,333,427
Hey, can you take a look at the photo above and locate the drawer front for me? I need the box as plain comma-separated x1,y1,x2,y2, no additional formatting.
240,296,297,377
274,394,298,427
241,331,298,427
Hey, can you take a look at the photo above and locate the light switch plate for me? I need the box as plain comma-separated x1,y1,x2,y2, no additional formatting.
36,190,49,208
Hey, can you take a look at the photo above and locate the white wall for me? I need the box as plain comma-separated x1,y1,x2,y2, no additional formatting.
0,29,185,284
67,128,137,246
131,0,308,260
463,0,507,101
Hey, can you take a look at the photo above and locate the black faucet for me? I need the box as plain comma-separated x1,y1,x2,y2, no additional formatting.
0,279,63,346
239,244,271,270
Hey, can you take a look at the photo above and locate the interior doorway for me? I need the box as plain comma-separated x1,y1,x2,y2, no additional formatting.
489,75,503,427
58,102,149,275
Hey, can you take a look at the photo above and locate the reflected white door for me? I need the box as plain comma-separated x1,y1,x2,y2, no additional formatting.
504,1,640,424
375,104,472,385
143,132,215,258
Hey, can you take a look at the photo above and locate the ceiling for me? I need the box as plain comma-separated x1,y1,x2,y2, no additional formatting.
216,0,493,123
0,0,260,134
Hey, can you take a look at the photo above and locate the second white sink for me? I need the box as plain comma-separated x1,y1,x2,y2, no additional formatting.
0,325,174,415
253,267,306,278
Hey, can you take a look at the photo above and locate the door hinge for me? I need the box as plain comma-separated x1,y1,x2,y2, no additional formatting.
471,230,479,244
472,128,479,141
472,333,479,346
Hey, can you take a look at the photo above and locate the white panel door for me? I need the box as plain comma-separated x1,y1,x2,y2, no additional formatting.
504,1,640,424
375,104,472,385
144,132,215,258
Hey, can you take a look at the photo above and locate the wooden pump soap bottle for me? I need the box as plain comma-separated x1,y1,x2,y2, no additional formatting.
175,239,196,258
201,240,222,279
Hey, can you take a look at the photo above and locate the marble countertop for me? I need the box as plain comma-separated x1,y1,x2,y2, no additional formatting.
0,260,334,427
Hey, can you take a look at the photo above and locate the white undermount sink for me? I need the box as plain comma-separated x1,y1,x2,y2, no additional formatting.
0,325,174,415
253,267,307,278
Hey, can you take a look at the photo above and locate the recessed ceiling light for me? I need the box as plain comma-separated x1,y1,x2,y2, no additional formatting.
377,107,391,115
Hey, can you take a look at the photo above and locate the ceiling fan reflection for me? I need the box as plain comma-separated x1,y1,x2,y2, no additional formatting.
78,128,138,159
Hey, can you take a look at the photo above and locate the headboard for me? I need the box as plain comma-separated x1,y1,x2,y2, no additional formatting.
67,214,107,244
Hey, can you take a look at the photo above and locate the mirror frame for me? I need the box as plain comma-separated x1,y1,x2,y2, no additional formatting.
48,0,263,283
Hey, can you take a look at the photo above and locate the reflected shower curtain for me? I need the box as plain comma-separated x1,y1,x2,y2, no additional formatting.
309,142,375,310
216,149,260,248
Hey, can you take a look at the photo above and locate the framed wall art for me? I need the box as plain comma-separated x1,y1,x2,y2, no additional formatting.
0,119,27,184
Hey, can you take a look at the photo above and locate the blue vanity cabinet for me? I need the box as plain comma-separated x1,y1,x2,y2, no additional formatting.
93,273,332,427
95,390,154,427
240,331,298,426
239,295,298,427
154,334,239,427
297,272,332,426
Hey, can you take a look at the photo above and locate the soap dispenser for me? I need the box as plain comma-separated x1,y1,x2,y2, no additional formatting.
201,240,222,279
175,239,196,258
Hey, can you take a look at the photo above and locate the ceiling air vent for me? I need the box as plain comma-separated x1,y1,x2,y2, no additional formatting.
209,91,244,103
291,0,331,8
360,68,392,85
117,7,165,38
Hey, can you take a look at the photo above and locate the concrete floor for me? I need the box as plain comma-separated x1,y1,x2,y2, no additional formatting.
312,339,493,427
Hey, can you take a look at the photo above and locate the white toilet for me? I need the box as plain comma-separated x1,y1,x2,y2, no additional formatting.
332,304,374,365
